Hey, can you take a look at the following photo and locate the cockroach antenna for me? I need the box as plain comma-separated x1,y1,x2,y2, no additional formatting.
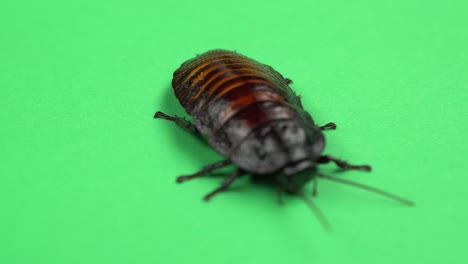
317,173,414,206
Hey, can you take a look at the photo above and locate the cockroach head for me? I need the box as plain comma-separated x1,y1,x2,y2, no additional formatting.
230,119,324,175
278,159,317,192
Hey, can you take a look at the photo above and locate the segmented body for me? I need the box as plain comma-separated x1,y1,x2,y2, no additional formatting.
171,49,310,158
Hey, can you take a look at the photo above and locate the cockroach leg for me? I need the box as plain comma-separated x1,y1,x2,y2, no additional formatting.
204,169,245,201
154,111,200,136
176,159,232,183
312,177,318,197
285,78,293,85
319,122,337,131
276,185,284,205
318,155,371,171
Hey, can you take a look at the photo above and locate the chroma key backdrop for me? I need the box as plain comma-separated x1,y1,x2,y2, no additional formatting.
1,1,467,264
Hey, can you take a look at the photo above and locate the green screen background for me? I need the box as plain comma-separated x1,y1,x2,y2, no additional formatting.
1,0,467,263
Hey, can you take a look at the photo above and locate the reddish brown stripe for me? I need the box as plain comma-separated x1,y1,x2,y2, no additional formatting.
173,51,292,111
172,50,296,121
175,50,234,75
217,89,287,126
174,52,287,90
174,58,260,100
203,66,282,88
189,70,272,103
208,101,298,153
191,78,272,113
174,53,253,89
173,55,233,88
178,64,273,103
209,77,271,101
234,102,296,127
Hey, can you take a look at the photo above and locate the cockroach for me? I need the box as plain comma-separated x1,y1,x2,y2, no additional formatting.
154,49,413,228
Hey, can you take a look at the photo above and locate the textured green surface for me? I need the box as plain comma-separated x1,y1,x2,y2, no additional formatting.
1,1,467,263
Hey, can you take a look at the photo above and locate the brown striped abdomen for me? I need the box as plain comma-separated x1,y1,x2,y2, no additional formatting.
171,50,303,156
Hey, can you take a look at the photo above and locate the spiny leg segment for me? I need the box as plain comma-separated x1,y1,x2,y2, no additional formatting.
318,155,371,171
204,169,245,201
319,122,337,131
154,111,200,136
175,159,244,200
176,159,232,183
